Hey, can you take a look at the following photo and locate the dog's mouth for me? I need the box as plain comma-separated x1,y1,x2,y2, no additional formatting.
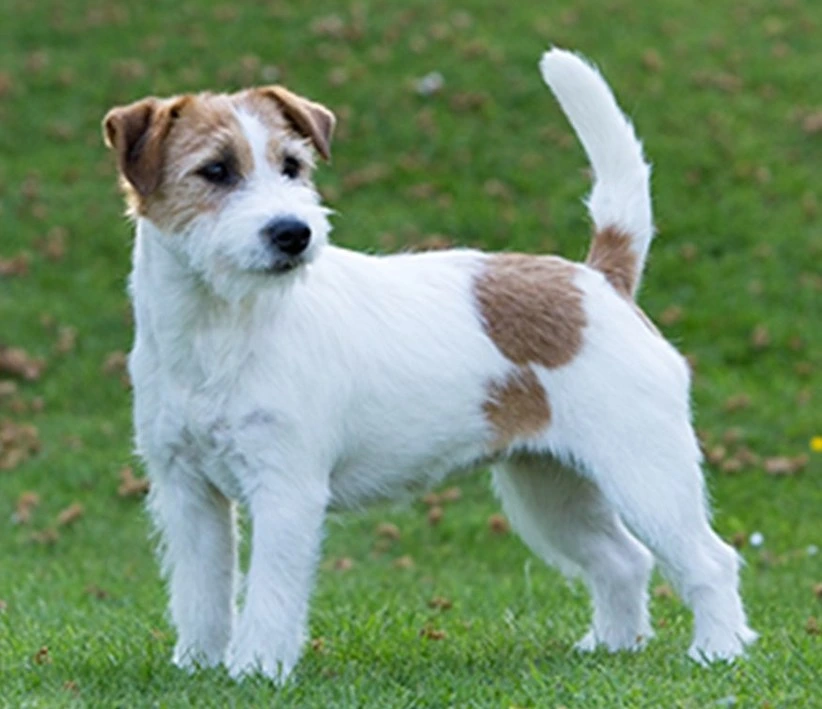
263,256,306,275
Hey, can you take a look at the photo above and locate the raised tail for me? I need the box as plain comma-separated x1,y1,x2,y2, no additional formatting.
539,48,653,299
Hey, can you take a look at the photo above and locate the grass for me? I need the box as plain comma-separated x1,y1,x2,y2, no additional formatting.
1,0,820,706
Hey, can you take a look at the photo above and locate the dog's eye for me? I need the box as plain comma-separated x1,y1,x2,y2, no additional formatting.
282,156,301,180
196,161,237,186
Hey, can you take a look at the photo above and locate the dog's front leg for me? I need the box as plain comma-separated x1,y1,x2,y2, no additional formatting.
148,472,238,670
227,471,329,684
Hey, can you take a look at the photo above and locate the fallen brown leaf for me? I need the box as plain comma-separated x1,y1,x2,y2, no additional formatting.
333,557,354,572
32,646,51,665
422,492,441,507
483,179,513,201
764,455,808,476
393,555,415,569
692,70,742,93
375,522,400,540
13,490,40,524
750,324,771,350
722,427,745,444
84,585,110,600
31,528,59,545
803,111,822,136
449,91,488,112
342,164,389,191
659,305,683,326
680,243,698,261
706,445,727,465
56,502,84,527
723,394,752,412
488,513,510,534
117,467,150,497
428,596,453,610
0,347,45,381
40,226,68,261
102,350,128,376
642,49,663,73
412,235,455,252
0,253,30,276
427,505,444,526
440,486,462,502
653,583,675,599
806,617,820,636
0,71,13,97
420,626,446,640
0,420,41,470
720,458,743,474
55,326,77,355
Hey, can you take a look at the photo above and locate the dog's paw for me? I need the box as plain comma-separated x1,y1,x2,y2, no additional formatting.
688,625,758,665
574,629,599,653
172,643,224,672
225,633,302,685
574,626,653,654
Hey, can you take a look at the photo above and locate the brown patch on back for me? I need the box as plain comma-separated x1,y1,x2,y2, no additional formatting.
475,254,586,369
484,368,551,449
586,226,639,298
475,254,585,447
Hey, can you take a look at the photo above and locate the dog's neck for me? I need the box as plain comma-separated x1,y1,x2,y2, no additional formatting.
130,219,273,383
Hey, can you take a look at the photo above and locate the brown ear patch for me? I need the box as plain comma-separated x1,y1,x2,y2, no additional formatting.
257,86,335,160
586,226,639,298
475,254,586,369
103,96,191,201
484,368,551,449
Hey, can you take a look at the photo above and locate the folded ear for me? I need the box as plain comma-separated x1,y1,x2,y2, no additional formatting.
260,86,336,161
102,97,185,197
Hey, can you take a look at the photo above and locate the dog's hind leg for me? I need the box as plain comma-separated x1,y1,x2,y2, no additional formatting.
493,457,654,652
570,431,758,664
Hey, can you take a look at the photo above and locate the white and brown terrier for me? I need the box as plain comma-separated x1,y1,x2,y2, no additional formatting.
103,49,756,682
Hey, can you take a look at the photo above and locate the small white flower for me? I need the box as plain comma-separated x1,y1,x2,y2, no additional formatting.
807,544,819,556
749,532,764,548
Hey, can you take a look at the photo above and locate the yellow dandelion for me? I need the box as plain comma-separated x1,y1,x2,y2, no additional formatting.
811,436,822,453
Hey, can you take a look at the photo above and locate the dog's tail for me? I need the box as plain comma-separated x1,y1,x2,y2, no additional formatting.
539,48,653,299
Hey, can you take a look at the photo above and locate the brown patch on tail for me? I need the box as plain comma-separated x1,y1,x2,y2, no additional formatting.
586,226,639,298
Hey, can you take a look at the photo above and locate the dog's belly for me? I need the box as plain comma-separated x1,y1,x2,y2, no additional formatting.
327,437,489,509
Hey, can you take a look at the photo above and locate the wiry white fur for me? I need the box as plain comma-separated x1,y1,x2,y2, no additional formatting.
127,50,755,685
540,49,654,279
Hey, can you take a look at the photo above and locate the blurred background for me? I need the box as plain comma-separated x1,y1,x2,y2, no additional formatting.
1,0,820,705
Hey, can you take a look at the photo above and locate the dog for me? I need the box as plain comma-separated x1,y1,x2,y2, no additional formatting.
102,49,756,682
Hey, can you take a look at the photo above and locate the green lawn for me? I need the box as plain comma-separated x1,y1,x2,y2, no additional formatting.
1,0,820,706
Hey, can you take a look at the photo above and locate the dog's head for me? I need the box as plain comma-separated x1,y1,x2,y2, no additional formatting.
103,87,335,300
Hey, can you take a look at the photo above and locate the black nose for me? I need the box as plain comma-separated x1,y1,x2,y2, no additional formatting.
261,218,311,256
